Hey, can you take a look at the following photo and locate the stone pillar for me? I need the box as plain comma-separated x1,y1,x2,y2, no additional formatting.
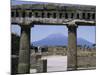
67,24,77,71
35,54,42,73
42,59,47,72
18,25,31,74
35,54,47,73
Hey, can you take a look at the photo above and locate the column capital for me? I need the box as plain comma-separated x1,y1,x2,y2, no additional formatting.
19,23,34,29
67,22,78,28
67,24,78,28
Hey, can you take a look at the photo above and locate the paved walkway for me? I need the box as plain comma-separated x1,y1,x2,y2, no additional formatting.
45,55,67,72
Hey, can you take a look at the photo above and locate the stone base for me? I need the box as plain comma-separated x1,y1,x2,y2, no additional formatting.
67,67,77,71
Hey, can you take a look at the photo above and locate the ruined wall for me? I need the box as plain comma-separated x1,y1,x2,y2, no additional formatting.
47,46,67,56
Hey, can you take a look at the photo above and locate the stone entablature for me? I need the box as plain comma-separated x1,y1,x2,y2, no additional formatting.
11,4,96,26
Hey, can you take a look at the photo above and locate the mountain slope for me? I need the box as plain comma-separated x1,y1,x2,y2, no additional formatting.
32,34,93,47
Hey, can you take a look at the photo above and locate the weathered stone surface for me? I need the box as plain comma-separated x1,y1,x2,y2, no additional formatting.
18,25,30,74
67,25,77,70
11,3,96,26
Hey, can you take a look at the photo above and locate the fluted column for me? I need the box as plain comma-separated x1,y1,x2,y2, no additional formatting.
67,24,78,71
18,25,31,74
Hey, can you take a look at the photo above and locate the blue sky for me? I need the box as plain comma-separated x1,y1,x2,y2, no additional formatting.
11,0,47,5
11,25,96,43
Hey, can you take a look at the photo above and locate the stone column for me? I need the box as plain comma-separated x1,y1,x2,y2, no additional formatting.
18,25,31,74
67,24,77,71
35,53,42,73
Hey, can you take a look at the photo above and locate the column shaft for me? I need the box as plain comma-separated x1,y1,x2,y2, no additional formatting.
18,26,30,74
67,26,77,71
